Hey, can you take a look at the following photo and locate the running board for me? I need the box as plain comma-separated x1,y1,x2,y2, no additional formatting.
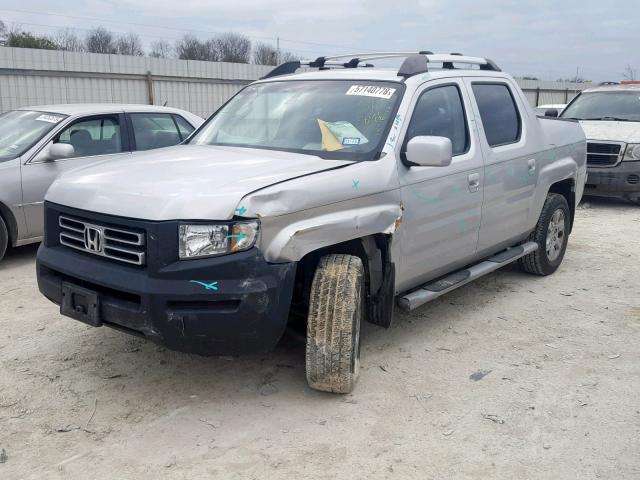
398,242,538,312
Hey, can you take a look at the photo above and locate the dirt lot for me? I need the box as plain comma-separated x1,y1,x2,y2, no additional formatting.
1,198,639,480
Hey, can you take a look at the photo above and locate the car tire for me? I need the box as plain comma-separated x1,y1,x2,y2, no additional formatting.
0,216,8,262
519,193,570,276
306,254,363,394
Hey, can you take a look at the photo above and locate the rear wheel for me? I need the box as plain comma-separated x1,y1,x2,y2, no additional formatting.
306,254,363,394
519,193,570,276
0,216,8,262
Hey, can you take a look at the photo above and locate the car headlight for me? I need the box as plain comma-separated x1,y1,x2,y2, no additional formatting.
623,144,640,161
178,221,259,259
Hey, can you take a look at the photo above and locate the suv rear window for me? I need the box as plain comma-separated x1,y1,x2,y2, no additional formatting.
472,83,521,147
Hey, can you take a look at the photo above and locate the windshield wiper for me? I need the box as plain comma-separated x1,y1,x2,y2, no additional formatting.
583,116,631,122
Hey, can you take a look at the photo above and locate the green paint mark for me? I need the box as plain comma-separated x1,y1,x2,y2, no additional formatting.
226,233,247,240
235,206,247,215
352,179,360,190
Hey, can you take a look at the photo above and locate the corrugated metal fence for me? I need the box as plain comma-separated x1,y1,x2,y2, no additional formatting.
0,47,589,117
0,47,271,118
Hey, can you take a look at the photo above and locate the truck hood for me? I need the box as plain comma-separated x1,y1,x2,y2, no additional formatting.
46,145,351,221
579,120,640,143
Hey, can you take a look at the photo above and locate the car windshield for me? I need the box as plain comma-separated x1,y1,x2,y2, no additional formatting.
188,80,403,160
561,92,640,121
0,110,67,161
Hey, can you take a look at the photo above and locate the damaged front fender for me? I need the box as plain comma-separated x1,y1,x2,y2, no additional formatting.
260,201,403,263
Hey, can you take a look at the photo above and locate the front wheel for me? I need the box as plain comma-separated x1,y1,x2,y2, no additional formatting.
306,254,364,394
519,193,570,276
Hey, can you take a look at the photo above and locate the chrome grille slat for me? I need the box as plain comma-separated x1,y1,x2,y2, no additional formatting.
58,215,146,266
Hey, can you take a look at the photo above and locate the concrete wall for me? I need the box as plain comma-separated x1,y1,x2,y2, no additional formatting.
0,47,591,117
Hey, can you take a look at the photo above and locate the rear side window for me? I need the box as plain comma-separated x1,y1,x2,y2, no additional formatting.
174,115,195,139
130,113,183,151
406,85,469,156
471,83,521,147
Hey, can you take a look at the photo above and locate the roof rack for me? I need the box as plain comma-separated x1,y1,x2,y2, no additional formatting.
261,51,501,80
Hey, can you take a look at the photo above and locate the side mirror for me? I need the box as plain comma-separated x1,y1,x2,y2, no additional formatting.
545,109,559,118
48,143,75,160
405,136,453,167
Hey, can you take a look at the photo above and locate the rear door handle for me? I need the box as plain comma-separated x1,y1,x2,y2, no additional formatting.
468,172,480,193
528,158,536,175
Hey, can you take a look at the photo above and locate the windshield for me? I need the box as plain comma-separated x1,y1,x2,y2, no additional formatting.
561,92,640,121
0,110,67,161
189,80,403,160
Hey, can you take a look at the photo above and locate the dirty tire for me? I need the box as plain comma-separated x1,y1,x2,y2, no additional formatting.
519,193,570,276
0,216,7,262
306,254,363,394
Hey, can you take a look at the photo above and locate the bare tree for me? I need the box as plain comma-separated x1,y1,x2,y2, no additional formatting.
0,20,7,45
115,32,144,56
85,26,116,54
622,64,637,82
279,51,299,62
175,34,216,61
55,28,84,52
150,39,173,58
214,32,251,63
253,42,279,65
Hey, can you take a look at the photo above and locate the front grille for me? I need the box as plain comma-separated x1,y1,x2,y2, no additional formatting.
587,142,624,167
59,215,146,266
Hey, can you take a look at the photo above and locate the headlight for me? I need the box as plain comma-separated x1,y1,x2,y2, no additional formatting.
179,221,259,259
623,144,640,161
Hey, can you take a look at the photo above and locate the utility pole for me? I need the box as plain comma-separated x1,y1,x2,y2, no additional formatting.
276,37,280,64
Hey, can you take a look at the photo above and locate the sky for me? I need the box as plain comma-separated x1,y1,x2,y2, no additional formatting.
0,0,638,82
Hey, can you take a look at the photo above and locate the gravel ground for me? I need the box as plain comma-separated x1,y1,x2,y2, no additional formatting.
1,198,639,480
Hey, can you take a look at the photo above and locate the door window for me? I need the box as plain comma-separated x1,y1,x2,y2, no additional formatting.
55,116,123,158
130,113,183,151
405,85,469,156
471,83,521,147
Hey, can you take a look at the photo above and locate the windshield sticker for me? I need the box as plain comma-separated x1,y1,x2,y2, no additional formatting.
346,85,397,99
35,114,64,124
317,120,369,151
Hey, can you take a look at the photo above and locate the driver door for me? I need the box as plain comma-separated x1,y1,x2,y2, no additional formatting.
395,80,484,291
21,113,130,238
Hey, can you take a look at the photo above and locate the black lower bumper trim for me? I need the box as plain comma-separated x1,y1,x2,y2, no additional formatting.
585,163,640,199
37,244,297,356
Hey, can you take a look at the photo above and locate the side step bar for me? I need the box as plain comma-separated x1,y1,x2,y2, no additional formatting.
398,242,538,312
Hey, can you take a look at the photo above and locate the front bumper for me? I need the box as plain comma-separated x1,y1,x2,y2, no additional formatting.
585,162,640,199
37,204,296,356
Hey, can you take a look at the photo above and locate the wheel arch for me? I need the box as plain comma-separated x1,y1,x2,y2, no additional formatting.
548,178,576,233
292,233,395,328
0,201,18,246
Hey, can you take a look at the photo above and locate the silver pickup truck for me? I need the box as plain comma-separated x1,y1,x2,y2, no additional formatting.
36,52,587,394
